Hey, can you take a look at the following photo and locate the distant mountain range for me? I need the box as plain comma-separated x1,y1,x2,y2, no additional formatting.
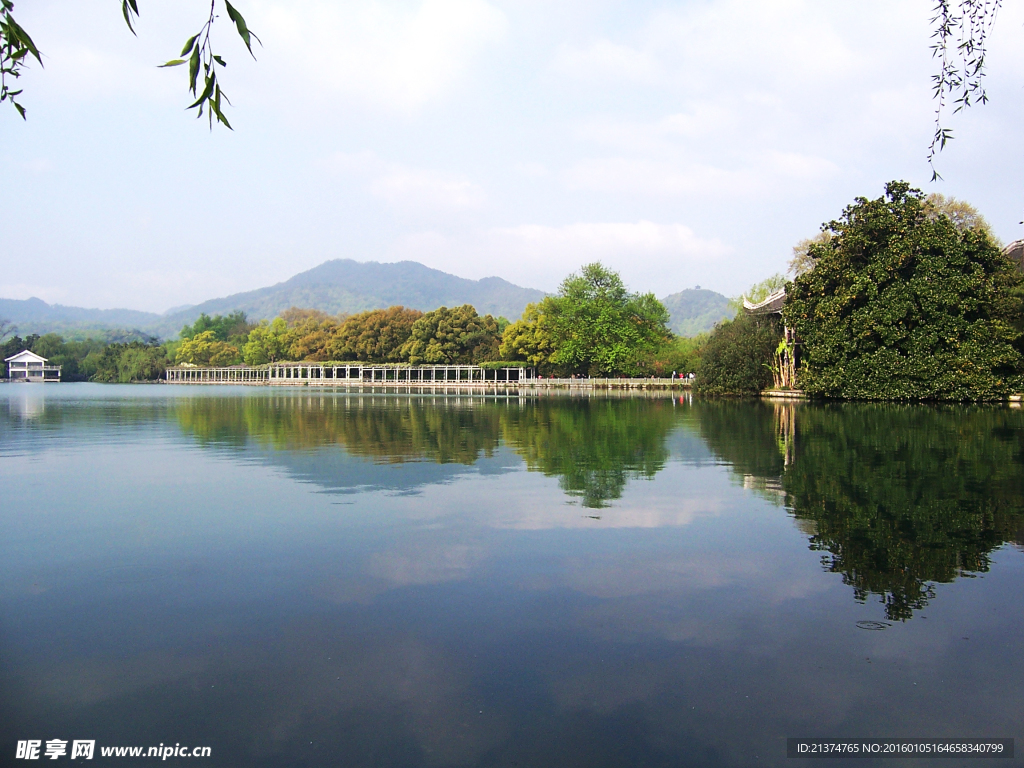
660,288,736,337
1,260,733,340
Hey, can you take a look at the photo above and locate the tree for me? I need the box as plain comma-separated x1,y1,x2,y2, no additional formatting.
2,0,257,126
284,314,343,362
90,340,168,382
176,329,240,366
924,192,1000,245
499,301,557,371
788,233,833,278
242,318,288,365
546,263,670,376
694,313,781,395
785,181,1024,400
400,305,501,365
180,311,252,343
329,307,423,362
734,273,788,309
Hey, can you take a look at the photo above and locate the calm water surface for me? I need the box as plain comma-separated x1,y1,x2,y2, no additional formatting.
1,384,1023,767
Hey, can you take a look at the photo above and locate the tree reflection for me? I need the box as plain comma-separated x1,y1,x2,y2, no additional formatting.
173,395,678,506
703,400,1024,621
174,395,500,464
500,399,675,508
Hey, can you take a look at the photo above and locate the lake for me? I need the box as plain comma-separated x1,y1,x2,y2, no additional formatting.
2,384,1023,767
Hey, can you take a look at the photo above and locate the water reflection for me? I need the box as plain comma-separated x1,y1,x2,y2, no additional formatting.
171,394,677,508
3,386,1024,766
702,401,1024,620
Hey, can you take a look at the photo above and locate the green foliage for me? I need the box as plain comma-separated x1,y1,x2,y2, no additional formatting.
733,273,788,310
788,232,833,278
330,306,423,362
785,181,1024,400
401,305,501,364
176,330,240,366
784,404,1024,620
924,192,1001,247
695,314,781,395
146,0,259,129
0,331,168,382
4,2,257,127
698,400,1024,621
180,311,252,344
242,318,289,365
90,341,168,382
546,263,670,376
660,289,735,337
499,301,557,371
0,0,41,119
649,334,706,377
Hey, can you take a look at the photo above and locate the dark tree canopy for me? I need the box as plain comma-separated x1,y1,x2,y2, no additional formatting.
785,181,1023,401
694,313,781,395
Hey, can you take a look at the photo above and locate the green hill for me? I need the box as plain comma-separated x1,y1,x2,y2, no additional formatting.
153,260,546,337
0,261,548,340
660,288,735,336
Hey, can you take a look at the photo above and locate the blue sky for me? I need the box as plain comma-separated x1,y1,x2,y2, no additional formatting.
5,0,1024,313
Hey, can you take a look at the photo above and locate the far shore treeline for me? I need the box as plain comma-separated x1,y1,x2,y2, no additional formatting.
0,263,703,383
3,182,1023,400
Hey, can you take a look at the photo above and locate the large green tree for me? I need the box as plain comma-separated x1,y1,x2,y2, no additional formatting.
546,263,670,376
401,305,500,365
785,181,1023,400
242,318,289,365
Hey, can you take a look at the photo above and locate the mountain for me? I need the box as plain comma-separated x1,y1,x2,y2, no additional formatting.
0,261,549,340
153,260,548,337
0,297,162,341
1,263,728,342
659,288,735,336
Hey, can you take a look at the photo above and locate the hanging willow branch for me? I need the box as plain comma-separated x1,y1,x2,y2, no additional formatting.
928,0,1002,180
1,0,257,127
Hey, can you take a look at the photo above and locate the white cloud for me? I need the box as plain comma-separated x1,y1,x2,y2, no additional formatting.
371,167,484,210
552,39,660,83
259,0,507,110
562,151,838,197
325,150,484,211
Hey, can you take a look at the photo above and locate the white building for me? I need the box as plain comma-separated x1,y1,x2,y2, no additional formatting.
4,350,62,382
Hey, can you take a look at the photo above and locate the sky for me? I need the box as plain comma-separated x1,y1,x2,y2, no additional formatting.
4,0,1024,313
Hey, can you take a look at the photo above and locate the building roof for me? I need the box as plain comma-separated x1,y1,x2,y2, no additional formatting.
743,288,786,315
1003,240,1024,272
4,349,47,364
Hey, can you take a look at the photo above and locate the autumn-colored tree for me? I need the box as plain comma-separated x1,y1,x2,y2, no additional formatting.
499,301,557,371
176,330,240,366
401,305,501,364
330,306,423,362
285,315,343,361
